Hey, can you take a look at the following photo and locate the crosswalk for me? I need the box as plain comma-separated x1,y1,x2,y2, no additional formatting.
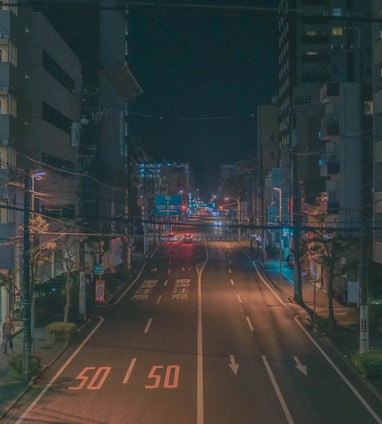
193,235,238,241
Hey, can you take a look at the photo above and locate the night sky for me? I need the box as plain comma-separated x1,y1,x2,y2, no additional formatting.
129,2,279,198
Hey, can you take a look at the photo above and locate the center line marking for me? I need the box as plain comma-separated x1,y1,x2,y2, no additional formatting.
123,358,137,384
144,318,152,333
245,316,254,331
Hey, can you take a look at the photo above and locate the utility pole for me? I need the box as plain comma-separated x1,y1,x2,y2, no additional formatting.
22,170,31,381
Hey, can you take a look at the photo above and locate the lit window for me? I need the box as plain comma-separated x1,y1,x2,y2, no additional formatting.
332,8,342,17
332,27,343,36
306,51,318,56
364,101,373,115
306,30,317,36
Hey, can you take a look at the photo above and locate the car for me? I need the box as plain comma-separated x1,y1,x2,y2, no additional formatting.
182,234,193,244
213,220,223,227
166,232,178,242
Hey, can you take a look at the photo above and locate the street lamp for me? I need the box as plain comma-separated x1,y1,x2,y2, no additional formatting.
225,196,241,241
273,187,282,283
30,171,45,354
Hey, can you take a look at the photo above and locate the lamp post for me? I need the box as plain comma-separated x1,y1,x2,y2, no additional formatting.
30,170,45,354
273,187,282,283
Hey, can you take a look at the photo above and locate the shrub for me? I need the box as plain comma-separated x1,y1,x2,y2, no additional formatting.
46,322,77,342
8,352,43,379
313,315,336,334
350,349,382,379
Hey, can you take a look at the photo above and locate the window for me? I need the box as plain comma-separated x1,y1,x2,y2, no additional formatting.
332,27,343,36
42,51,75,92
332,8,342,17
42,102,72,134
306,30,317,36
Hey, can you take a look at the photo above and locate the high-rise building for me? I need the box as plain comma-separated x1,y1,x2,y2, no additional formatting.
278,0,372,231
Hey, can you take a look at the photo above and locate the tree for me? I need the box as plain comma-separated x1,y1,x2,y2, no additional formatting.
29,214,56,288
55,231,79,323
308,230,358,334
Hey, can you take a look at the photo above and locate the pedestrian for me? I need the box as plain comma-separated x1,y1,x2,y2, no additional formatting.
2,315,15,354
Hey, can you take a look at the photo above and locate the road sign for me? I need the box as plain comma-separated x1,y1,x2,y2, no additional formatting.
154,195,182,216
94,265,104,274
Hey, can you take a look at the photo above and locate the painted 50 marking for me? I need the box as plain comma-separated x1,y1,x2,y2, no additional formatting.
68,361,180,391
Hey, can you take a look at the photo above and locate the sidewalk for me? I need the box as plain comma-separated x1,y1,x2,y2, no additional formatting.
0,250,148,418
0,326,68,417
244,244,382,397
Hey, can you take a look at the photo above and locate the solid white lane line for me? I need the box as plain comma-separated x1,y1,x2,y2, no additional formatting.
123,358,137,384
15,317,105,423
262,355,294,424
196,242,208,424
295,316,382,423
245,316,254,331
144,318,152,333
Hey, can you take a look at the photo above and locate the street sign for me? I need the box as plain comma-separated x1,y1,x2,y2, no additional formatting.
154,195,182,216
94,265,104,274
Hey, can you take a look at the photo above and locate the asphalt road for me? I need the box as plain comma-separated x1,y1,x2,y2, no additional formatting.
2,220,382,423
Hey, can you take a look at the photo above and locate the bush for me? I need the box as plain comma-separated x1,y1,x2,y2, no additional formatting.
46,322,77,342
313,315,336,334
350,349,382,379
8,352,43,379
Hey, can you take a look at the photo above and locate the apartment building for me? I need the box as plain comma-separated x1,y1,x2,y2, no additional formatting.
0,6,82,320
278,0,371,213
372,0,382,263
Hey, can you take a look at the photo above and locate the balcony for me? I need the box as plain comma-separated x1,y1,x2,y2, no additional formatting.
376,141,382,164
374,241,382,264
319,158,340,177
320,82,339,104
375,192,382,214
374,88,382,116
320,113,340,141
327,201,340,214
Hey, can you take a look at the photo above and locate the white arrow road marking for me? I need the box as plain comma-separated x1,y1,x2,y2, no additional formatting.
228,355,239,375
293,356,307,376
